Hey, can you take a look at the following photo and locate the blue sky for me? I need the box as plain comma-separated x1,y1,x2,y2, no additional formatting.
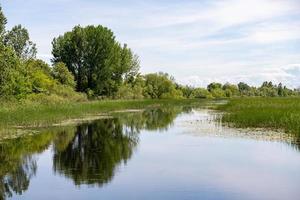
2,0,300,87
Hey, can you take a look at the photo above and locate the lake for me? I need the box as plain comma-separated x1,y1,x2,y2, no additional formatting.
1,105,300,200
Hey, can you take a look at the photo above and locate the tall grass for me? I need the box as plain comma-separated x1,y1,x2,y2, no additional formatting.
219,97,300,134
0,99,204,128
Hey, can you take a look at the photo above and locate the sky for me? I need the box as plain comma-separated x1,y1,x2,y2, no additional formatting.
2,0,300,88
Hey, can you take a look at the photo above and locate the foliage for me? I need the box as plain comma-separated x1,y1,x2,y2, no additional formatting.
144,73,183,99
207,82,222,92
52,25,140,97
0,44,30,98
52,62,76,88
3,25,37,59
191,88,212,99
0,6,6,36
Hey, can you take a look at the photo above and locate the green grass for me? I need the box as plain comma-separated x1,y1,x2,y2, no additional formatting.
219,97,300,134
0,99,205,129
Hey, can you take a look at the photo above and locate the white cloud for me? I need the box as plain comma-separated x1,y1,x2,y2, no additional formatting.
180,64,300,88
3,0,300,87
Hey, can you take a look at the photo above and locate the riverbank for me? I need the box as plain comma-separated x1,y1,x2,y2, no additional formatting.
219,97,300,134
0,99,206,129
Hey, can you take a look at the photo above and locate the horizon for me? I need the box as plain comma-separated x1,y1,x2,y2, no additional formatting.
2,0,300,88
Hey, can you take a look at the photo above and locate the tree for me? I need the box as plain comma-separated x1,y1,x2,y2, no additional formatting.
191,88,212,99
4,25,37,59
222,83,239,97
238,82,250,95
144,73,182,99
0,44,30,98
120,44,140,82
0,6,7,37
207,82,222,92
52,62,76,88
52,25,139,97
278,83,284,96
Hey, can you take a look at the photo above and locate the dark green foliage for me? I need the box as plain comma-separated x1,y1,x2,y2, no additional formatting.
0,6,6,36
207,82,222,92
52,25,139,97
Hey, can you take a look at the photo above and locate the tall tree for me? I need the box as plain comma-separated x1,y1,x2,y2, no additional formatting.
0,44,30,97
0,6,7,37
3,25,37,59
52,25,139,97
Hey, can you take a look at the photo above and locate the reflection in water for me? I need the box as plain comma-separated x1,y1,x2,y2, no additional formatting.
180,109,300,151
53,118,139,186
0,106,300,199
0,107,185,199
0,132,55,200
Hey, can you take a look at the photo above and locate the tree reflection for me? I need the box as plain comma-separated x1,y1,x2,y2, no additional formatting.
53,118,139,186
0,106,190,199
0,132,55,200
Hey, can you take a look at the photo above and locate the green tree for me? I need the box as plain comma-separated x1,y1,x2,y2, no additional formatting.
207,82,222,92
238,82,251,95
0,6,7,37
52,25,139,97
52,62,76,88
210,88,226,98
144,73,182,99
3,25,37,59
222,83,239,97
191,88,212,98
0,44,30,98
24,59,54,94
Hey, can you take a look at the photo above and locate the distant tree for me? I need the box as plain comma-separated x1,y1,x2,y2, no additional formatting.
210,88,226,98
0,6,7,37
238,82,250,91
4,25,37,59
207,82,222,92
52,62,76,88
177,85,194,98
222,83,239,97
144,73,182,99
191,88,212,99
278,83,283,96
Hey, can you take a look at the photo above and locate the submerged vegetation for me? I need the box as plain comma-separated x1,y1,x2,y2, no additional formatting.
219,98,300,135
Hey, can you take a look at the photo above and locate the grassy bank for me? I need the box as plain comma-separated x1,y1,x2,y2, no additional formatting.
0,99,204,129
219,97,300,134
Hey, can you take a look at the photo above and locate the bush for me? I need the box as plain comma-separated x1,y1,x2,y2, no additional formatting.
191,88,212,99
52,62,76,88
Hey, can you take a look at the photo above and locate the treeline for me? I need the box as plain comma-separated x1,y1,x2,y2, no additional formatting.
178,81,299,99
0,5,298,103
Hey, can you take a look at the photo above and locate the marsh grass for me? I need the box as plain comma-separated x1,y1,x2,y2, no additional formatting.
219,97,300,135
0,99,204,129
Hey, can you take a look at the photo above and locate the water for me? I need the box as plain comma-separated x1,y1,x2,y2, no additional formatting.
1,106,300,200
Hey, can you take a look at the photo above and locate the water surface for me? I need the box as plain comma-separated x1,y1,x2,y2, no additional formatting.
1,106,300,200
